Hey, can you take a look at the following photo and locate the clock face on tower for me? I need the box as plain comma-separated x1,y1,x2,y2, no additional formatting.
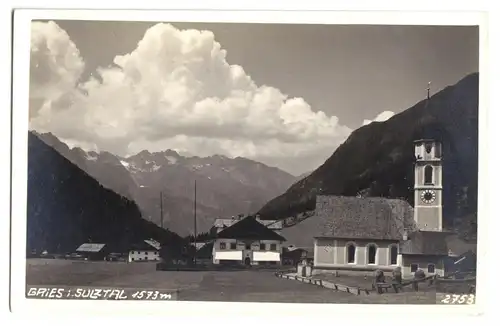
421,190,436,204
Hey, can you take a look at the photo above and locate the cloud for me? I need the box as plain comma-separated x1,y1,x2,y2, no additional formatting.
362,110,395,126
29,22,353,175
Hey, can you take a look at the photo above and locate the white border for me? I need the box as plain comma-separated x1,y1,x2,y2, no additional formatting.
7,6,491,320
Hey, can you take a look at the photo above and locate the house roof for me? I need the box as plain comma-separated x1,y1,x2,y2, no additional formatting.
313,195,416,240
129,240,161,251
213,217,284,230
76,243,106,253
399,231,449,256
216,216,286,241
191,242,208,250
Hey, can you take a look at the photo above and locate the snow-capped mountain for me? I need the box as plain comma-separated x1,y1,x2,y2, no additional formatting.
32,132,297,236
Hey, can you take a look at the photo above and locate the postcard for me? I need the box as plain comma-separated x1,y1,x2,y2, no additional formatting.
9,8,487,317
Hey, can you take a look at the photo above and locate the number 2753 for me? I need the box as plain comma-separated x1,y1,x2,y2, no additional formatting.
440,294,475,304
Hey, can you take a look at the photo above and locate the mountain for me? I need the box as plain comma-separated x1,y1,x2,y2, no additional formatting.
258,73,479,240
27,131,184,254
32,133,296,236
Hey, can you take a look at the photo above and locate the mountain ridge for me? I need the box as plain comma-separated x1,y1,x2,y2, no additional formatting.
32,131,297,236
258,72,478,241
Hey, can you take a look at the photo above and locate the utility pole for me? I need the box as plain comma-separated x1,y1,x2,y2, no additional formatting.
194,180,197,265
160,191,164,229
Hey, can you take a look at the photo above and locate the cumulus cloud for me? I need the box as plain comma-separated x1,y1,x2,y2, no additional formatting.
362,110,395,126
29,22,353,175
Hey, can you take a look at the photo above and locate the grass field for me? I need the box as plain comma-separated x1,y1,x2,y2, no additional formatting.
26,259,439,304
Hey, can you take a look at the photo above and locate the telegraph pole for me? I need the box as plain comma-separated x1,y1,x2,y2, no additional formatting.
194,180,197,265
160,191,164,229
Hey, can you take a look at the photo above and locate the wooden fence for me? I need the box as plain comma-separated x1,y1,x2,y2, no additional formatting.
276,271,476,295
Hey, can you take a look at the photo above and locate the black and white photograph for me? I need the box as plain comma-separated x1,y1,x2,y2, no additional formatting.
8,8,488,314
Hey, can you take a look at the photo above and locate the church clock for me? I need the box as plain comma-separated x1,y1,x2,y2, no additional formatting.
420,189,436,204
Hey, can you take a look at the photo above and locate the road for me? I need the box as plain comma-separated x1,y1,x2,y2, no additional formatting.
26,259,438,303
26,259,353,303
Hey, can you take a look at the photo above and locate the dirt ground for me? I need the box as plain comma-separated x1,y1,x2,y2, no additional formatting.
26,259,438,304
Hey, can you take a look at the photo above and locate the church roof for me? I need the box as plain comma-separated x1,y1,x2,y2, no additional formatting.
313,195,416,240
216,216,286,241
400,231,449,256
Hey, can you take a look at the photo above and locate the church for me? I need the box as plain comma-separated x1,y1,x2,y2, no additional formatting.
312,139,451,278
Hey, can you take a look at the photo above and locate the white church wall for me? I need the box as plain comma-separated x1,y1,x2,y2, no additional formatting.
314,238,399,270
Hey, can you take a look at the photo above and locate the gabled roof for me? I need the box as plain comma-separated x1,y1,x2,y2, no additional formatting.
129,240,161,251
216,216,286,241
213,217,283,230
399,231,449,256
76,243,106,252
313,195,416,240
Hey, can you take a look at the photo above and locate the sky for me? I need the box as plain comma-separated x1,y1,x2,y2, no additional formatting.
29,20,479,176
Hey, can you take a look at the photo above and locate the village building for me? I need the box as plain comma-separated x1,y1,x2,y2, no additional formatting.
212,216,286,266
75,243,109,260
282,246,314,266
312,139,451,278
128,239,161,262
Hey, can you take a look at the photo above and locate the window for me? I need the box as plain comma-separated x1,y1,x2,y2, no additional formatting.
410,263,419,273
428,264,435,273
230,243,236,250
260,243,266,250
424,165,433,185
390,245,398,265
270,244,277,251
219,242,226,250
425,143,432,154
245,244,251,250
131,258,135,261
131,251,135,254
347,243,356,264
145,252,148,255
137,251,141,254
367,244,377,264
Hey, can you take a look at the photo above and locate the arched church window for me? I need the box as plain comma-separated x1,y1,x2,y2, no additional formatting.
367,244,377,264
424,165,433,185
389,245,398,265
346,243,356,264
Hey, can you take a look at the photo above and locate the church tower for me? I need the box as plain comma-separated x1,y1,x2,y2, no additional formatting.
413,139,443,231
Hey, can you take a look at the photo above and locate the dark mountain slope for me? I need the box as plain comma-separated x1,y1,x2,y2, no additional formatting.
258,72,478,237
26,132,183,254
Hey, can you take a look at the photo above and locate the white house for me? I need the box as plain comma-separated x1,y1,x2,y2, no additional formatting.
128,239,161,262
312,139,451,278
212,216,286,266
